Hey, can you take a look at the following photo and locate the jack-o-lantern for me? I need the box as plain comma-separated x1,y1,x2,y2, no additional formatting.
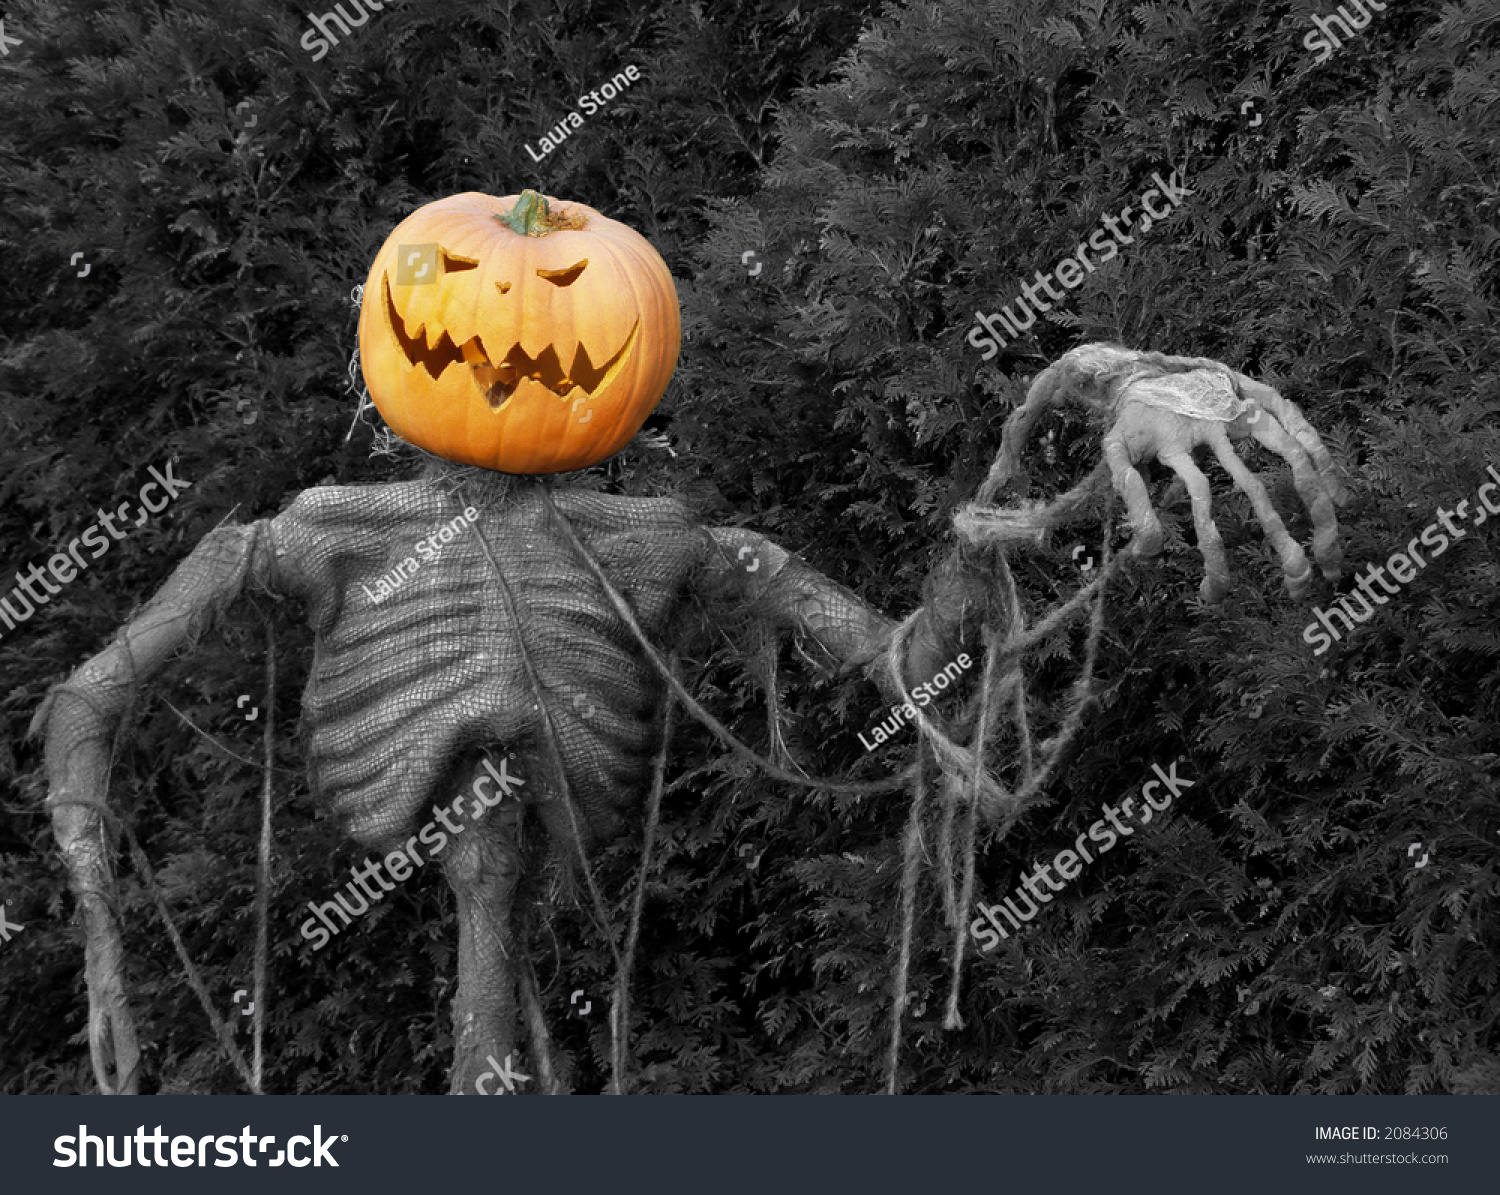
358,190,680,474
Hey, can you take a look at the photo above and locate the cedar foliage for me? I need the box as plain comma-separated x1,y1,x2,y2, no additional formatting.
2,0,1497,1094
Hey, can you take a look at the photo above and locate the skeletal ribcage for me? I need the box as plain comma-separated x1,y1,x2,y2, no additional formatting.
266,477,704,851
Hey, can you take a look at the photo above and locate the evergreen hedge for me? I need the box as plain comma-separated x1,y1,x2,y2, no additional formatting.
1,0,1495,1094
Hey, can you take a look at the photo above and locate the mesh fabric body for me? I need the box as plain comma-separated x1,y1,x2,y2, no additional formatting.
265,469,705,854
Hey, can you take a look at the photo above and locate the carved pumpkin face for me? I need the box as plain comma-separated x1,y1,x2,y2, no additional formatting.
358,190,680,474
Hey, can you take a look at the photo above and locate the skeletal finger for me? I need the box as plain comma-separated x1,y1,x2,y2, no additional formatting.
1158,448,1231,603
988,360,1076,494
1204,426,1314,600
1104,431,1164,557
1244,411,1343,583
1231,376,1348,506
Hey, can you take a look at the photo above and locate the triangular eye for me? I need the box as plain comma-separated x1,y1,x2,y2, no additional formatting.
442,251,480,274
537,260,588,286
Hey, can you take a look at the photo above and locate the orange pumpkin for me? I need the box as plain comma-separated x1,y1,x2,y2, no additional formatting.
358,190,680,474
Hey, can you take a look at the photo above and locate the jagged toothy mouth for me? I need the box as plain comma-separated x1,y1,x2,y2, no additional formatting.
382,275,638,412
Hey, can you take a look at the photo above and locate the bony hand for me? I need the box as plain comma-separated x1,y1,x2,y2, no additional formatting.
1029,345,1347,603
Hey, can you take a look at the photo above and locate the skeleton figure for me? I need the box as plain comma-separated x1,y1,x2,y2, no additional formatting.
34,344,1347,1094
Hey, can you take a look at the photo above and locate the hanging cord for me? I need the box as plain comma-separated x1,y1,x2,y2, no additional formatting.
517,943,562,1094
941,617,1007,1031
342,284,375,444
889,343,1237,1046
885,745,928,1095
158,699,300,776
539,486,914,797
42,792,259,1092
887,536,1118,825
877,352,1138,1071
250,613,275,1093
611,654,676,1094
928,569,1028,935
133,815,260,1089
51,609,281,1093
876,540,1114,1081
754,637,808,775
938,552,1034,1028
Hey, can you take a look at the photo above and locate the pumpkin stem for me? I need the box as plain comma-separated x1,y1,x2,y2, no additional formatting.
496,190,585,236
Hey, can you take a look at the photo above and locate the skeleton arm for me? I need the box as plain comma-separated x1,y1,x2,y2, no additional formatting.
29,518,282,1093
702,528,988,705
